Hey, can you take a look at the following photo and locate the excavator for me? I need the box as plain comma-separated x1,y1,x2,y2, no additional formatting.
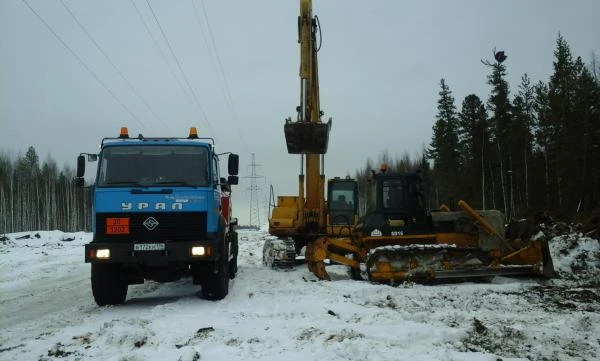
265,0,554,282
265,0,359,272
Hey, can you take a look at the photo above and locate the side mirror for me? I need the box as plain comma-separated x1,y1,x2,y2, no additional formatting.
76,155,86,178
228,175,239,185
228,154,239,175
230,217,238,226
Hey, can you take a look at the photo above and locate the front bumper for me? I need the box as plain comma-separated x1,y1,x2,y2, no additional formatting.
85,240,217,264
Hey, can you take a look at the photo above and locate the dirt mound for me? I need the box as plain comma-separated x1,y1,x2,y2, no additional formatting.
531,216,600,284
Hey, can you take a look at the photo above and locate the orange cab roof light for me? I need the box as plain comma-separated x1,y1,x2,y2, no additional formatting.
188,127,199,139
119,127,129,139
380,163,388,173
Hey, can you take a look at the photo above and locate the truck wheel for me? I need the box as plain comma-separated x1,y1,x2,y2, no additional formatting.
202,243,230,300
91,263,128,306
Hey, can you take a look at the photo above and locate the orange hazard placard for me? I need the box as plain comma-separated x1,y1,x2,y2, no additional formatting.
106,217,130,234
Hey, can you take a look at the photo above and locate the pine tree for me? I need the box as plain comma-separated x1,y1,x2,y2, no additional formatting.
547,34,578,212
532,80,554,209
14,147,41,230
484,49,513,217
572,57,600,212
428,78,460,207
457,94,489,208
17,146,40,181
511,74,535,213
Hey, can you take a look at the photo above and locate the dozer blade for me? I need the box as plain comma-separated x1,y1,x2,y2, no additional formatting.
284,120,331,154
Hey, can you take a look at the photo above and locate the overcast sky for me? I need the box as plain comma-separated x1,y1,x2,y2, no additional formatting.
1,0,599,225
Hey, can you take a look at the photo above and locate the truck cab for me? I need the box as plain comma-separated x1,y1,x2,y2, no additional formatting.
76,127,239,305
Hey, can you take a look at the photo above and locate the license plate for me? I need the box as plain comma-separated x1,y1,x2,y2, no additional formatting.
134,243,165,251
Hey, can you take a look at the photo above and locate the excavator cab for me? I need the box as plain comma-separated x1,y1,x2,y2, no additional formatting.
327,177,358,233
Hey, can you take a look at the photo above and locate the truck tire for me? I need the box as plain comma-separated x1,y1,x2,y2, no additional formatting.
202,255,229,300
91,263,128,306
202,233,230,300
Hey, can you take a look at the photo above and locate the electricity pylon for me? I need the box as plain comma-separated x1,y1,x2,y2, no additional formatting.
244,153,265,227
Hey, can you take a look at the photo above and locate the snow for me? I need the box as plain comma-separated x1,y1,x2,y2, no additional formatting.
549,233,600,281
0,229,599,361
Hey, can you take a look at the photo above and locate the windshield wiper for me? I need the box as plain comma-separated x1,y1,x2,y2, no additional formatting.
103,181,147,187
153,180,200,187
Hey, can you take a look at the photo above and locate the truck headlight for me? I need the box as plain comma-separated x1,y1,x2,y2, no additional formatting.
191,246,206,256
96,249,110,259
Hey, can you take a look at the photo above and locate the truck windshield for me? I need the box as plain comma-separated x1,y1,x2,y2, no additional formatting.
97,145,210,187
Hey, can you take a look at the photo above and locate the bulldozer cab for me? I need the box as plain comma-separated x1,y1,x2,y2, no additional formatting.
327,177,358,227
378,174,426,215
358,172,429,236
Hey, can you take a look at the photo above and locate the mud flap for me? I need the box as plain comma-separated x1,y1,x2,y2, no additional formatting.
284,120,331,154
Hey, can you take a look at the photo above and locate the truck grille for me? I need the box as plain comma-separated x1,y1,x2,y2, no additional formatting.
95,212,207,242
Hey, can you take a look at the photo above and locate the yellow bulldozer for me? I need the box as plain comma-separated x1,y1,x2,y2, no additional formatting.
264,0,554,282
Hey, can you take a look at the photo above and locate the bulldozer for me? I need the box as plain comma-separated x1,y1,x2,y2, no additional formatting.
323,168,555,282
265,0,554,282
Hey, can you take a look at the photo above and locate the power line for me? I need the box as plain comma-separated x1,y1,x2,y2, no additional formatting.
130,0,199,120
60,0,169,133
192,0,249,152
145,0,216,135
21,0,147,130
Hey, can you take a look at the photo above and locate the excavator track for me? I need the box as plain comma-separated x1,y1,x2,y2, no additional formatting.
262,237,297,269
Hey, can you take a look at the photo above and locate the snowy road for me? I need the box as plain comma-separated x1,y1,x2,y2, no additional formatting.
0,229,599,361
0,258,88,331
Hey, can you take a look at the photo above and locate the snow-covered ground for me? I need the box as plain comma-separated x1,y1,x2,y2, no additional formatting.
0,229,598,361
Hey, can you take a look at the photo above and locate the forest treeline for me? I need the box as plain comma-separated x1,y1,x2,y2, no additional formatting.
1,35,598,233
0,147,91,234
355,35,600,220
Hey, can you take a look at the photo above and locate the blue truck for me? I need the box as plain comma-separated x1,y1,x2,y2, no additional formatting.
75,127,239,305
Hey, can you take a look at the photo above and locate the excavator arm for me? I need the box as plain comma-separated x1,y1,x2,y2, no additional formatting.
284,0,330,155
271,0,330,238
267,0,334,269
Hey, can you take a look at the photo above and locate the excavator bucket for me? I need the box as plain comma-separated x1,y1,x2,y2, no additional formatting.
284,120,331,154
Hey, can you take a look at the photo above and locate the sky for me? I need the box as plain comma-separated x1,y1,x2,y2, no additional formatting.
1,0,599,225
